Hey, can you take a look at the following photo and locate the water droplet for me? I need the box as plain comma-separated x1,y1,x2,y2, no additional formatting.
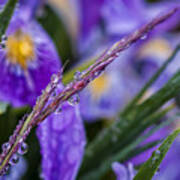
1,35,7,41
18,142,28,155
3,164,11,175
9,154,19,165
2,142,10,151
151,150,160,164
0,41,6,49
51,74,58,84
55,106,62,114
51,91,57,98
19,137,24,143
140,34,147,40
115,52,120,57
107,50,112,55
155,150,160,155
74,71,83,81
94,71,101,77
125,43,130,49
68,94,80,106
108,57,114,61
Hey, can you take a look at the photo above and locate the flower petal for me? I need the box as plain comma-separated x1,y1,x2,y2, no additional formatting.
37,104,86,180
0,19,60,107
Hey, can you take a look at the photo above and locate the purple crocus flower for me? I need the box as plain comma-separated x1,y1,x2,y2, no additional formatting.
0,3,60,106
101,0,180,39
126,33,180,99
0,0,40,18
112,138,180,180
37,103,86,180
0,1,86,179
112,162,136,180
76,0,180,121
76,0,180,53
79,0,105,40
79,51,143,120
0,157,27,180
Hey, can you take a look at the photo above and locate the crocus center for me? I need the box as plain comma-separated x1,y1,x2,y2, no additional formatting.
6,30,35,69
138,38,172,59
89,74,110,99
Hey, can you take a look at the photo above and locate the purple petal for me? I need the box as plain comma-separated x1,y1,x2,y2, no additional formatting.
80,52,143,121
0,157,27,180
130,128,168,165
0,18,60,107
101,0,145,37
112,162,135,180
37,104,86,180
79,0,105,39
112,162,128,180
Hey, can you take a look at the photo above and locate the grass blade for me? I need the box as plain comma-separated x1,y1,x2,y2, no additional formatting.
0,0,18,38
134,129,180,180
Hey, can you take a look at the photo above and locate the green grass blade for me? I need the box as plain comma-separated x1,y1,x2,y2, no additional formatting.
0,0,18,38
134,129,180,180
79,114,177,180
122,44,180,116
81,69,180,173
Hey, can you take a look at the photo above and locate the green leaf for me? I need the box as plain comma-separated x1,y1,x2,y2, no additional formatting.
0,102,8,114
0,0,18,38
80,68,180,174
122,44,180,116
78,45,180,177
62,58,96,85
79,113,177,180
134,129,180,180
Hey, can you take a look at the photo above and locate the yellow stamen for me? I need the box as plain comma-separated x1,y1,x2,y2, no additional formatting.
89,74,110,100
138,38,172,59
6,30,35,69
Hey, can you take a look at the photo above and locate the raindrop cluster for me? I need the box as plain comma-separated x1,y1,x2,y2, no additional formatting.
0,141,28,175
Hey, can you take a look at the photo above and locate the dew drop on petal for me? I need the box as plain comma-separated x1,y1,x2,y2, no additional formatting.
94,71,101,77
51,91,57,98
55,106,62,114
1,34,7,41
140,34,148,40
9,154,19,165
18,142,28,155
3,164,11,175
68,94,80,106
0,41,6,49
